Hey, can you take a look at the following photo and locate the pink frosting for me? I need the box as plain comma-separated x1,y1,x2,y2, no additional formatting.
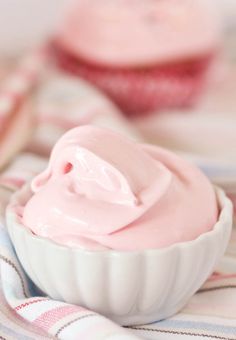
23,126,218,251
57,0,220,67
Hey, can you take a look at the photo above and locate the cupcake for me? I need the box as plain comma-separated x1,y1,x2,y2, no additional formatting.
7,126,232,325
51,0,220,116
28,71,141,156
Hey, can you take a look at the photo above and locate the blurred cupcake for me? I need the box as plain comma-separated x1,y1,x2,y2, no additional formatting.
7,126,232,324
51,0,220,116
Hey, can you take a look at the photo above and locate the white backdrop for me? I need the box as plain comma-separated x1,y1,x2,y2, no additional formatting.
0,0,71,56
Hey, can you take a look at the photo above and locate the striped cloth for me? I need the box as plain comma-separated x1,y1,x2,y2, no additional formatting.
0,155,236,339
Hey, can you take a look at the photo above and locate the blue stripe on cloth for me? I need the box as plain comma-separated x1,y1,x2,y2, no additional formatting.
0,321,35,340
0,225,14,250
199,164,236,179
152,319,236,335
0,223,44,298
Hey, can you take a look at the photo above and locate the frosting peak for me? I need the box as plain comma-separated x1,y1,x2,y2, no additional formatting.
23,126,218,250
28,126,172,236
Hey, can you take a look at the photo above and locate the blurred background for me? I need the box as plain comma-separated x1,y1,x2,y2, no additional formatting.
0,0,69,55
0,0,236,199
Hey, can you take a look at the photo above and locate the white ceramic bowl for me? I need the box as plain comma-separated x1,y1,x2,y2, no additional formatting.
6,186,232,325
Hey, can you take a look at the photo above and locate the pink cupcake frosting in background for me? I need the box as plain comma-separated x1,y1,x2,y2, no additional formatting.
52,0,221,116
57,0,219,67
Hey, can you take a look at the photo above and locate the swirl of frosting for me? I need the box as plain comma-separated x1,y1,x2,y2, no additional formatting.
23,126,218,250
57,0,220,67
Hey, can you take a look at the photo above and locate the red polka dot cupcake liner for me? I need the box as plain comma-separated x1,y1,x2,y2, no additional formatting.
50,42,215,117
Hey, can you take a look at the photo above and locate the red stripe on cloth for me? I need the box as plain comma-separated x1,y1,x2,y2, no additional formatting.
0,178,26,189
33,305,84,332
15,298,50,311
208,273,236,282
